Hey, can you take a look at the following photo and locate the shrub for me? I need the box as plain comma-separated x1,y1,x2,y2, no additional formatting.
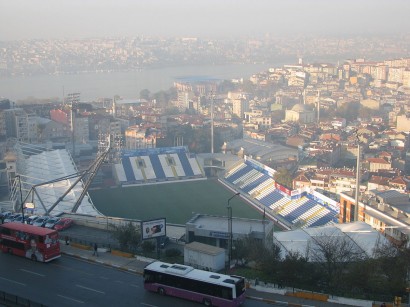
165,248,181,257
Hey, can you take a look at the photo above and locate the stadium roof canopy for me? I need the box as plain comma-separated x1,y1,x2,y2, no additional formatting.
12,142,101,216
273,221,389,261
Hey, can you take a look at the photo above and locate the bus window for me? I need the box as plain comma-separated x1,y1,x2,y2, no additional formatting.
221,287,232,300
1,228,11,235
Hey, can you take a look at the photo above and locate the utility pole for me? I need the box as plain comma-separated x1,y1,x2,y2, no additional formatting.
354,131,361,221
227,192,240,271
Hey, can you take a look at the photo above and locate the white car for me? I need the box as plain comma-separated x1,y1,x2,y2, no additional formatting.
26,215,40,225
44,217,60,229
4,213,22,223
33,216,50,227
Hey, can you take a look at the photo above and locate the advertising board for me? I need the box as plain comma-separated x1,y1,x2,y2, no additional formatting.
141,218,166,240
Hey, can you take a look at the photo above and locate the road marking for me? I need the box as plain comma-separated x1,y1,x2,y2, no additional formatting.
114,280,123,283
130,284,140,288
0,276,26,286
20,269,45,277
76,284,105,294
141,303,157,307
57,294,85,304
100,276,109,280
51,262,94,276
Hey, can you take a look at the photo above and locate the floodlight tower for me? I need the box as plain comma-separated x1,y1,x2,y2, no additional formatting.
67,93,80,157
317,90,320,125
211,92,214,154
354,130,361,221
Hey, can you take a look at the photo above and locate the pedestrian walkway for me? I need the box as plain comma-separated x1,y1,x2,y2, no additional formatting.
59,241,364,307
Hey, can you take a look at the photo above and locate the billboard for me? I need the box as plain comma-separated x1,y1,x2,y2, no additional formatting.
141,218,166,240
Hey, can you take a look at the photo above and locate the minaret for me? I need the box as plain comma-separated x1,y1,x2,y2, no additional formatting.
112,96,117,117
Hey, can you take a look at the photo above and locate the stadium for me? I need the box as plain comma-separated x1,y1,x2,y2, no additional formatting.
4,141,339,231
7,138,392,271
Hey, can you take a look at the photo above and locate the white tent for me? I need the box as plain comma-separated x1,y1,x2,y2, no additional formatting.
273,221,389,261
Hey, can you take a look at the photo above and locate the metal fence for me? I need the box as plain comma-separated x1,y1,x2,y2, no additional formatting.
0,290,46,307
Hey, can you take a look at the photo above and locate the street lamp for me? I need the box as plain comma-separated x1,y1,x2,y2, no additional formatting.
16,175,24,222
227,192,240,271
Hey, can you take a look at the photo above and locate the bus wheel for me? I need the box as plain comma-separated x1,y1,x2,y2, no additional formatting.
203,299,212,306
158,288,165,296
31,254,37,262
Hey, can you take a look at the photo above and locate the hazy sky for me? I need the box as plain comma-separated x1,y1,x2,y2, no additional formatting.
1,0,409,40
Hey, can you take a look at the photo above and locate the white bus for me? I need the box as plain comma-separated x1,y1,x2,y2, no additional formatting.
143,261,246,306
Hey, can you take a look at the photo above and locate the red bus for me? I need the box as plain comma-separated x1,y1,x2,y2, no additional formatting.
0,222,61,262
143,261,246,307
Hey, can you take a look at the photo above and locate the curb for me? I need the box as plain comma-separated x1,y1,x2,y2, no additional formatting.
62,251,143,275
246,296,315,307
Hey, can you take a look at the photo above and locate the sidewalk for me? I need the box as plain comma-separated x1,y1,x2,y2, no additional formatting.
59,241,359,307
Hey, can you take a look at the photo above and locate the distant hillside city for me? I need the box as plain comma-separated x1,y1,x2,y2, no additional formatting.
1,48,410,243
1,34,410,77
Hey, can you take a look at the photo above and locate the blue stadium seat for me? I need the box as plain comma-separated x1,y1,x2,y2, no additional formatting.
309,212,336,227
282,199,317,222
241,174,270,193
122,157,136,182
225,165,253,183
177,152,195,177
259,190,283,207
149,155,166,179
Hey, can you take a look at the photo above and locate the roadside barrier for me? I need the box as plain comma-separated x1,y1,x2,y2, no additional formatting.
0,290,46,307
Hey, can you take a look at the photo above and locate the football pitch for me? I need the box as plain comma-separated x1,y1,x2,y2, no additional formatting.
88,179,263,224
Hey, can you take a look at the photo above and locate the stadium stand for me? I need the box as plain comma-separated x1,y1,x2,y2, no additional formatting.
221,158,338,229
150,154,166,179
178,152,195,177
122,157,136,182
129,157,145,181
114,147,205,186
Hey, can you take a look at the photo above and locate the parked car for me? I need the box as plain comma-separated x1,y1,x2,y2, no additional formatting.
32,216,50,227
44,217,60,229
0,211,12,222
4,213,22,223
53,218,74,231
13,215,26,223
26,215,40,225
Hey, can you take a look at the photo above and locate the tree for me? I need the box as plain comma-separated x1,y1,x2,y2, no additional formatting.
153,90,169,108
241,80,256,93
139,89,151,100
273,168,293,188
276,251,309,290
141,240,156,253
309,231,367,294
335,102,360,122
217,80,236,93
112,222,141,252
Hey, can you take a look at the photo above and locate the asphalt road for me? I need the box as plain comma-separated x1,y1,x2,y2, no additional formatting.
0,252,292,307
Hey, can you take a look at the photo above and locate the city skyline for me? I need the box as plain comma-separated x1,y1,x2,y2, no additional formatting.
1,0,410,40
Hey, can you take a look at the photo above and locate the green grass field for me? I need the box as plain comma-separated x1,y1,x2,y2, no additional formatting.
89,179,263,224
